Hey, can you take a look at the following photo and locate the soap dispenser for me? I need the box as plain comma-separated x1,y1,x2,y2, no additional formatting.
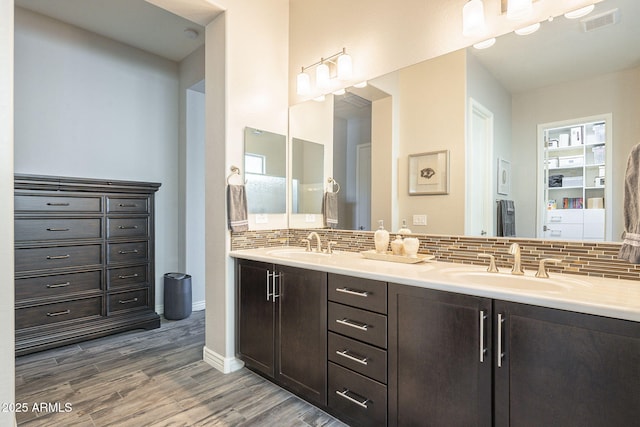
398,219,412,235
374,220,390,253
391,235,405,255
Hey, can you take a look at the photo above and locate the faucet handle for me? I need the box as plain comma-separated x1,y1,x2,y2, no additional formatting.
301,238,311,252
326,241,337,254
535,258,562,278
478,253,499,273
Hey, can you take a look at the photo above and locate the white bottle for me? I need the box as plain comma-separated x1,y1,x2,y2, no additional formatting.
390,235,405,255
374,220,390,254
403,237,420,258
398,219,412,235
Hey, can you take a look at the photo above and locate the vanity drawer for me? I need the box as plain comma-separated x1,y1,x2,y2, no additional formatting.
15,195,102,213
107,265,148,289
108,289,149,314
328,362,387,427
15,271,102,302
329,274,387,314
329,302,387,349
15,297,102,330
15,218,102,242
107,241,148,264
15,244,102,273
107,217,148,239
107,197,149,214
329,332,387,384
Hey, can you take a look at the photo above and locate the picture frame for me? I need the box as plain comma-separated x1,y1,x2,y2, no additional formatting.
408,150,449,195
497,157,511,195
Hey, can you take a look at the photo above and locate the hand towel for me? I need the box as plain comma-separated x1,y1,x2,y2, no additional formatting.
323,191,338,228
497,200,516,237
227,184,248,232
618,143,640,263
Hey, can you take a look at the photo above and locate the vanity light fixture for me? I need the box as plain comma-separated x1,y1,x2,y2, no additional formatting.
473,37,496,49
507,0,533,21
296,68,311,96
462,0,486,36
514,21,541,35
316,62,331,89
564,4,595,19
296,48,353,96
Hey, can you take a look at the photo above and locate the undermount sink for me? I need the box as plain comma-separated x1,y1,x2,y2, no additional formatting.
266,248,331,260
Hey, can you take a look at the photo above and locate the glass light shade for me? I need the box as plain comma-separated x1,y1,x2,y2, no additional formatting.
313,95,326,102
507,0,533,20
316,62,331,89
353,81,368,88
564,4,595,19
333,88,346,95
296,71,310,96
337,53,353,80
462,0,486,37
473,38,496,49
514,22,540,35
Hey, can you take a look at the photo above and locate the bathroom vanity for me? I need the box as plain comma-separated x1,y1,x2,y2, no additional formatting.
232,247,640,427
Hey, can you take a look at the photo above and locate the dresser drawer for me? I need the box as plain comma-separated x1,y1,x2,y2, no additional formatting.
15,244,102,273
107,218,148,239
328,362,387,427
15,195,102,213
107,197,149,214
329,302,387,349
329,274,387,314
108,289,149,314
15,297,102,330
107,265,148,289
107,242,148,264
15,271,102,302
15,218,102,242
329,332,387,384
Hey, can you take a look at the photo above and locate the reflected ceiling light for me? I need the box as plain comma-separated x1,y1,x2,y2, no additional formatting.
333,88,346,95
296,69,311,96
462,0,486,36
473,38,496,49
514,22,541,35
353,81,368,88
507,0,533,20
564,4,595,19
313,95,326,102
296,48,354,96
183,28,199,39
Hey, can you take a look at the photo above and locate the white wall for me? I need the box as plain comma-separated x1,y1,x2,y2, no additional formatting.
13,7,181,310
0,0,15,424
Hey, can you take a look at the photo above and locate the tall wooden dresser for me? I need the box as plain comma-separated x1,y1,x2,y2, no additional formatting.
14,174,161,355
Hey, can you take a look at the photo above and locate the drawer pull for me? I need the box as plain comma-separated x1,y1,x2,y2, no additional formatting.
336,349,368,365
335,389,369,409
336,287,370,297
118,225,139,230
118,249,139,254
46,202,70,206
119,297,139,304
46,309,70,317
46,282,70,289
47,228,70,232
336,318,369,331
118,273,139,280
46,255,70,260
118,203,138,208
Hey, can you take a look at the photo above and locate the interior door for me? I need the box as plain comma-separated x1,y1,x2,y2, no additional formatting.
466,99,493,237
356,143,372,230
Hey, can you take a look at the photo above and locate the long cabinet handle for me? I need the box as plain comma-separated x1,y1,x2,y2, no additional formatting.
118,225,139,230
46,255,70,260
118,249,139,254
335,389,369,409
46,282,70,289
336,287,369,297
118,273,139,279
47,228,70,232
266,271,272,301
119,203,138,208
497,313,505,368
479,310,488,363
336,318,369,331
272,273,280,301
119,298,139,304
47,309,70,317
336,349,368,365
46,202,69,206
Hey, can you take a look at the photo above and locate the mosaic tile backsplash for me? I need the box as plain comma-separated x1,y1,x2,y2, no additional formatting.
231,229,640,281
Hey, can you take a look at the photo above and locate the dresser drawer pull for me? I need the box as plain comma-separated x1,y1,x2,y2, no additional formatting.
336,349,369,365
336,287,370,297
336,318,369,331
46,282,70,289
117,225,139,230
119,297,139,304
117,273,139,280
118,203,138,208
46,228,70,232
46,255,70,260
46,309,70,317
336,389,369,409
118,249,139,254
46,202,70,206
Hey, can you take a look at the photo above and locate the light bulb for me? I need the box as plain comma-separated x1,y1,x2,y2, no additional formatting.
296,70,310,96
337,53,353,80
316,62,330,89
462,0,486,37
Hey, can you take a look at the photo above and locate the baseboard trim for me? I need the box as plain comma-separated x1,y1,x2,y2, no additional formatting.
156,300,206,315
203,346,244,374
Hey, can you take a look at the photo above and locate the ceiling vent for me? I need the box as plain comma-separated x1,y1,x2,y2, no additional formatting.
581,8,619,32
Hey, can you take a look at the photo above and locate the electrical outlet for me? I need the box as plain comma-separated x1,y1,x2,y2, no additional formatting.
413,214,427,226
255,214,268,224
305,214,316,223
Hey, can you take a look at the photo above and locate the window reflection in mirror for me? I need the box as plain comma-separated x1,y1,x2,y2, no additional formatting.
243,127,286,214
291,138,324,214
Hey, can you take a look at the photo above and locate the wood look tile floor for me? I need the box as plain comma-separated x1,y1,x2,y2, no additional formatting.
15,310,347,427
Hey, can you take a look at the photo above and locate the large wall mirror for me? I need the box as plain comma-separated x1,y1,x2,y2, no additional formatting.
291,138,324,214
244,127,286,215
288,0,640,241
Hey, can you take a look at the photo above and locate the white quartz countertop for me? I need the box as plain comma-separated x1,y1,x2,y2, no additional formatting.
230,247,640,323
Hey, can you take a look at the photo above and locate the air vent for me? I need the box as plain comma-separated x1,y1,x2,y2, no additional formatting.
342,92,371,108
581,8,619,32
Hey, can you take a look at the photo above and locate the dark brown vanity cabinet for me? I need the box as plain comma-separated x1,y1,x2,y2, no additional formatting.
14,174,161,355
236,259,327,406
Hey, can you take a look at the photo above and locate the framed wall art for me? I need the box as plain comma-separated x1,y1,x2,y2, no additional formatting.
408,150,449,195
497,157,511,195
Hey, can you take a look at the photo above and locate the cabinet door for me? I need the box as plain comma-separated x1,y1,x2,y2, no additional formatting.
237,259,275,378
494,301,640,427
388,284,492,427
276,265,327,406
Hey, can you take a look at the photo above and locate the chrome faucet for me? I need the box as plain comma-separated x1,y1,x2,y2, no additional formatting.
508,243,524,275
307,232,322,252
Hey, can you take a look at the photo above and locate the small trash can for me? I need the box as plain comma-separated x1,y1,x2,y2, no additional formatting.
163,273,192,320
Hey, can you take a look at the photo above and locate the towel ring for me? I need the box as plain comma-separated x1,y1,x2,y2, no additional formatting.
327,177,340,193
227,166,246,185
